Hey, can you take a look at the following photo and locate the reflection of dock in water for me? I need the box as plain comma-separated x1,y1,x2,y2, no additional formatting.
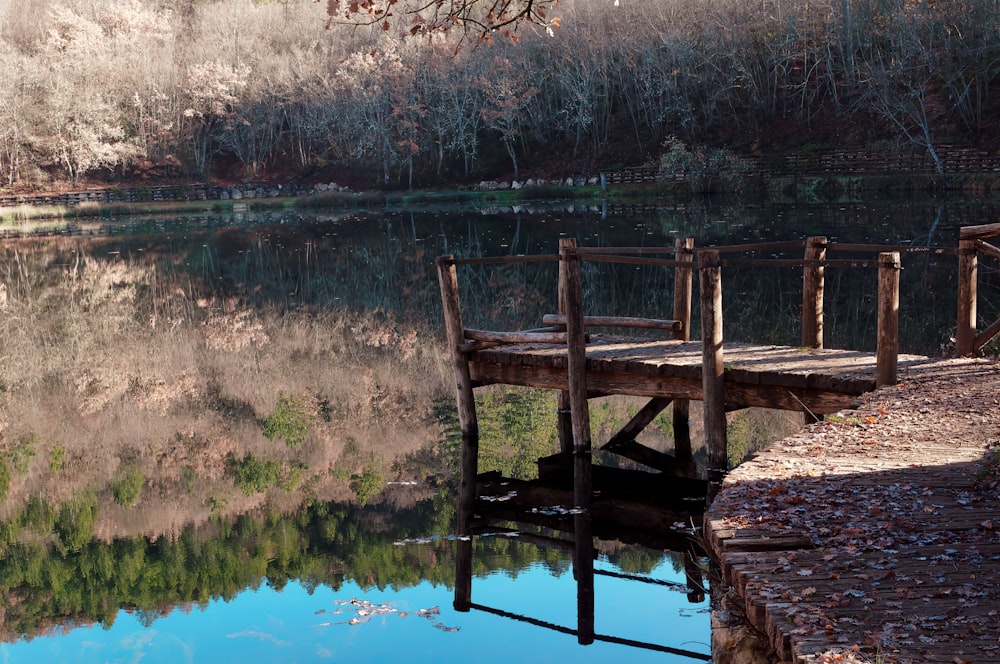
453,453,711,661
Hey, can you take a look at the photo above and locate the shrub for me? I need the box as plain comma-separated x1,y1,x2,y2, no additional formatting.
11,434,38,475
260,394,310,448
229,453,282,495
350,458,384,506
49,446,66,473
659,136,748,194
112,465,145,508
0,460,10,502
56,491,98,552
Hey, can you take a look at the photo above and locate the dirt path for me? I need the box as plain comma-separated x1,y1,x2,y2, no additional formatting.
705,357,1000,663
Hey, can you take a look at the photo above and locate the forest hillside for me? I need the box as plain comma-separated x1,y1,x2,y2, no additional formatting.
0,0,997,191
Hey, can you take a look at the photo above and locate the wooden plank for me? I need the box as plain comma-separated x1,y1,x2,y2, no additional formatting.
830,242,956,255
541,313,681,331
452,253,558,265
960,221,1000,240
602,396,673,448
710,240,807,254
601,439,684,473
464,328,570,344
468,363,872,414
577,253,692,269
974,314,1000,353
975,238,1000,262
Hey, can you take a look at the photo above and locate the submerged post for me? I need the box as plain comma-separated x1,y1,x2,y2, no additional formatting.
802,236,826,349
876,252,900,387
672,238,695,465
436,255,478,612
956,238,978,357
699,249,726,502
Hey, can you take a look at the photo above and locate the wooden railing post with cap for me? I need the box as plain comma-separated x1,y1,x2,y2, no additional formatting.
436,255,477,611
877,252,901,387
802,236,827,349
956,238,978,357
699,249,726,501
672,238,695,464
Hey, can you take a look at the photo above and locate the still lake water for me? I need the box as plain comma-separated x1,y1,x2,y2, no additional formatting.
0,198,995,663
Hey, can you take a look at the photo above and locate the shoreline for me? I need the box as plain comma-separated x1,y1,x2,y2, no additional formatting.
705,356,1000,663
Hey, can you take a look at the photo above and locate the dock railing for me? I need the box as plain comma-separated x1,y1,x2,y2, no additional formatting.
957,222,1000,356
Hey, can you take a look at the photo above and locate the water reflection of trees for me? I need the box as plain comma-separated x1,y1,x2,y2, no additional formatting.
0,492,687,644
0,200,986,643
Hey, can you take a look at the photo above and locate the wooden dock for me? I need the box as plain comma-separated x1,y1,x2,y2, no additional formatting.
466,337,927,417
438,225,1000,663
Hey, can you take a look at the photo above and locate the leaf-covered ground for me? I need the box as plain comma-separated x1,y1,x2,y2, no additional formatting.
707,357,1000,664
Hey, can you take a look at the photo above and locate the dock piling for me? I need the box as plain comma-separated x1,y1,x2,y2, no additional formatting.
436,255,480,564
672,238,695,464
877,251,900,387
802,236,827,349
699,249,726,501
956,238,978,357
560,239,593,504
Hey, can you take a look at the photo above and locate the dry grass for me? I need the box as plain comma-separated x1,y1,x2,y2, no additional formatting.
0,238,451,538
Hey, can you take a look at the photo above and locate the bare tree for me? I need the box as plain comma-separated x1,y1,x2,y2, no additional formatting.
324,0,559,42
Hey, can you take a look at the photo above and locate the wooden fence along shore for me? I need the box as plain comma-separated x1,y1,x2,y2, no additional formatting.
437,223,1000,662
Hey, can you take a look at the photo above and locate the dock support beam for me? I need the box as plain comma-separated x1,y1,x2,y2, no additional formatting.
877,252,900,388
436,255,478,611
672,238,695,465
700,250,726,502
956,238,978,357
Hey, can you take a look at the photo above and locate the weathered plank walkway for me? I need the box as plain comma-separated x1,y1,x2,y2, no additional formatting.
705,357,1000,663
467,337,927,416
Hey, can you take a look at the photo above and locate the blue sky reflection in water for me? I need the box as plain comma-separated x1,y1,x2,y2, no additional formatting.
1,554,709,664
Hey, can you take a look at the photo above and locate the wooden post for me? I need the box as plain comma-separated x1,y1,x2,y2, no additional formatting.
560,240,592,500
876,252,900,387
556,239,575,454
956,238,978,357
684,551,706,603
568,239,595,645
672,238,694,465
454,523,473,612
699,249,726,502
436,256,479,541
802,236,826,349
573,475,595,645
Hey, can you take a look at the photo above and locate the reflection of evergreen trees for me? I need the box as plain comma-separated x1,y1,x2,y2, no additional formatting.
0,490,590,643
